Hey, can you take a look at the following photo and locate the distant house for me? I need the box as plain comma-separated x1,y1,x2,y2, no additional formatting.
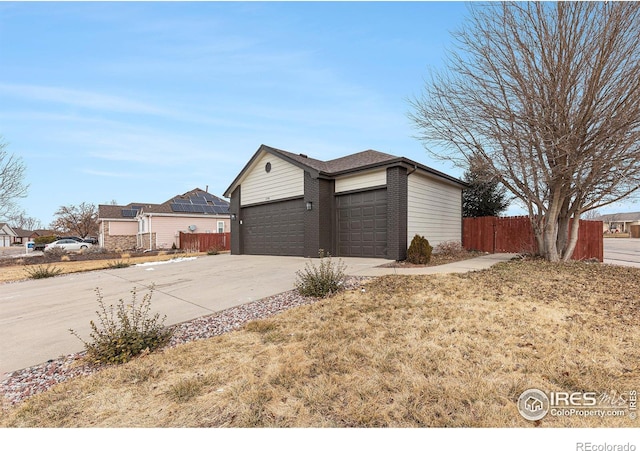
0,223,17,247
98,188,230,251
11,228,33,245
598,212,640,233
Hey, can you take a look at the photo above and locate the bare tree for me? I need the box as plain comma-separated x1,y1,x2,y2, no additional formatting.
7,210,43,231
409,2,640,261
0,138,29,220
50,202,99,238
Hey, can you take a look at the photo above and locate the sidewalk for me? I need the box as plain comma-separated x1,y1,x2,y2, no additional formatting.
351,253,518,277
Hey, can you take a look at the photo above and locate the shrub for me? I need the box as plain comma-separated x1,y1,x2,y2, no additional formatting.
24,264,62,279
407,234,433,264
69,286,174,365
433,240,466,257
106,260,131,269
207,247,219,255
34,235,57,245
43,246,67,259
83,246,109,254
295,250,347,298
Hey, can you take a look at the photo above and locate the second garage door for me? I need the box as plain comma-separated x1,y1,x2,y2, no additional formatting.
241,199,305,256
337,189,387,258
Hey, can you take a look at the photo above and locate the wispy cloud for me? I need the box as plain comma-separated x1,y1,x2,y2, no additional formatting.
0,83,169,116
80,169,140,179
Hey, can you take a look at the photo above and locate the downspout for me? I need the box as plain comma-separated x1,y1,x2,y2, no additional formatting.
406,164,418,252
148,214,153,252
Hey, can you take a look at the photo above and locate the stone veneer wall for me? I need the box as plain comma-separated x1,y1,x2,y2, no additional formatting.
104,234,137,251
139,233,157,251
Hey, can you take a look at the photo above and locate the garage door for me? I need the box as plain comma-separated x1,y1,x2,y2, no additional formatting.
241,199,305,256
337,189,387,257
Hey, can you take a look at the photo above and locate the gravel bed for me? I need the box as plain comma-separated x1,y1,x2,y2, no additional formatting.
1,276,371,408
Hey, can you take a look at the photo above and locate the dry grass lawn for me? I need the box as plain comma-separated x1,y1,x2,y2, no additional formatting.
1,259,638,427
0,252,204,284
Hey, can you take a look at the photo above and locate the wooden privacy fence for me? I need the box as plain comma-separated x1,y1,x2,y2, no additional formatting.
462,216,603,261
179,232,230,253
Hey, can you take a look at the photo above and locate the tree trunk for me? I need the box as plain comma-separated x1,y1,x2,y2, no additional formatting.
556,215,570,258
561,216,581,262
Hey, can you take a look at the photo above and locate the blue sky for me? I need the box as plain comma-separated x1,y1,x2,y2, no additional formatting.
1,1,637,226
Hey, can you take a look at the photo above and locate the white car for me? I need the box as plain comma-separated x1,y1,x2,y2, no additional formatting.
44,239,92,252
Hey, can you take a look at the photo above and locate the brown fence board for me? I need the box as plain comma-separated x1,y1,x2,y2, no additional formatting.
463,216,603,261
179,232,230,253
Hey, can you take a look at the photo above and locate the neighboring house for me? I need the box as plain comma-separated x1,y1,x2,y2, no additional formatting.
11,228,33,245
223,144,466,260
598,212,640,233
0,223,17,247
98,188,230,251
31,229,56,239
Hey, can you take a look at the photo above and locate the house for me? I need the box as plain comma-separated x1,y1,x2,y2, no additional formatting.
31,229,57,239
223,145,466,260
11,228,33,245
598,212,640,234
0,223,17,247
98,188,230,251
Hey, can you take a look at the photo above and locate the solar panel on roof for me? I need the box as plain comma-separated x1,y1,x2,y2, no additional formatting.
191,196,207,205
121,209,137,217
173,199,191,204
170,204,185,212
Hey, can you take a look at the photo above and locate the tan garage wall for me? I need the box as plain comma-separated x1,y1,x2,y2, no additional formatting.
407,172,462,247
241,152,304,206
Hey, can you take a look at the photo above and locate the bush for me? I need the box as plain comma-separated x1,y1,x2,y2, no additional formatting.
106,260,131,269
407,235,433,264
34,235,57,245
207,247,219,255
24,264,62,279
433,240,466,257
69,286,174,365
43,246,67,259
295,250,347,298
83,246,109,254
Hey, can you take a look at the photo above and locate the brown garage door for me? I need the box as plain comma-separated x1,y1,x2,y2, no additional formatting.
241,199,305,256
337,189,387,258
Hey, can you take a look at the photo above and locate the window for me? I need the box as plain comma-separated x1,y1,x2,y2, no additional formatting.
217,221,224,233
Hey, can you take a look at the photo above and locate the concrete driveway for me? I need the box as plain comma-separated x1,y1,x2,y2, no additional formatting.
604,238,640,268
0,254,389,375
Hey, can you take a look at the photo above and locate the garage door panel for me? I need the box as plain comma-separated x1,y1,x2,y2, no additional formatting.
336,188,387,258
242,199,304,256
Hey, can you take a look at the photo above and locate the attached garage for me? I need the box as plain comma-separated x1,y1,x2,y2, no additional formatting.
224,144,466,260
0,223,17,247
337,189,387,258
241,199,305,256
